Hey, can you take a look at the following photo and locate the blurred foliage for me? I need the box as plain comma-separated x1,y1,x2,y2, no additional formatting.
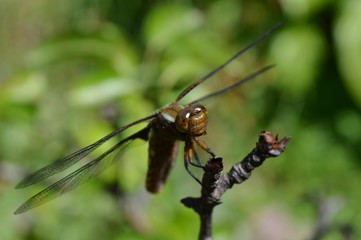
1,0,361,239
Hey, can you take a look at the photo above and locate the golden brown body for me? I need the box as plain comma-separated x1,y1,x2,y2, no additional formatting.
146,117,179,193
146,102,208,193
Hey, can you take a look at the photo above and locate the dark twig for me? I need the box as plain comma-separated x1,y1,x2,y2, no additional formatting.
181,131,291,240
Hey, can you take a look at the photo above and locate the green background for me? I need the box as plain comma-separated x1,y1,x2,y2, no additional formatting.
1,0,361,239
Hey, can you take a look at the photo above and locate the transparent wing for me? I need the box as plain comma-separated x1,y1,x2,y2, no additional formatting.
190,65,274,104
176,20,284,102
14,128,149,214
16,114,156,189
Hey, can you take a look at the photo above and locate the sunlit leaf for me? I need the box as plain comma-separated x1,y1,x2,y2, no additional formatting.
270,24,325,96
143,4,204,51
335,0,361,108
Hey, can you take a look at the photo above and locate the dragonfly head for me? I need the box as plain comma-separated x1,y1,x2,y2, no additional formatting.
175,104,208,137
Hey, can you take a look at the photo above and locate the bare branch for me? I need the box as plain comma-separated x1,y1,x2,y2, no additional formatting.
181,131,291,240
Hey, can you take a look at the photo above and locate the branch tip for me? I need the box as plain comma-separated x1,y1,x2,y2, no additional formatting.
258,131,291,157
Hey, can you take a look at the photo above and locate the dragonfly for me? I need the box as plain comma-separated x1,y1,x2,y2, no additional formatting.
14,21,283,214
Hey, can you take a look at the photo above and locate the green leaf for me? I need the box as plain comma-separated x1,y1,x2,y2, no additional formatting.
270,24,325,97
335,0,361,108
143,4,204,51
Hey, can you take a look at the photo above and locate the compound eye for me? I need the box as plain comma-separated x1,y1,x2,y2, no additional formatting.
175,104,208,136
194,107,202,114
175,109,191,133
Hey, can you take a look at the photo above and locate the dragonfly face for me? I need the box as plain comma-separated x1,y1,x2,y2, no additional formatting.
159,102,208,137
14,21,284,214
174,104,208,137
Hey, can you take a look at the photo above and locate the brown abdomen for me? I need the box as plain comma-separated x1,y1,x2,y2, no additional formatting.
146,122,179,193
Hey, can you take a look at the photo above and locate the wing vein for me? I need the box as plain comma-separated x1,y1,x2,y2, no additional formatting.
16,114,156,189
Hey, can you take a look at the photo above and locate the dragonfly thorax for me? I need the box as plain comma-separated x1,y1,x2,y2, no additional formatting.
175,104,208,137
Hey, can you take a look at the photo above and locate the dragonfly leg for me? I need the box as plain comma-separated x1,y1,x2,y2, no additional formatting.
184,141,203,185
190,143,204,168
194,137,216,157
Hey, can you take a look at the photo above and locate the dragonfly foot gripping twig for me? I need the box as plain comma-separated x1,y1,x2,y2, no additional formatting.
181,131,291,240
